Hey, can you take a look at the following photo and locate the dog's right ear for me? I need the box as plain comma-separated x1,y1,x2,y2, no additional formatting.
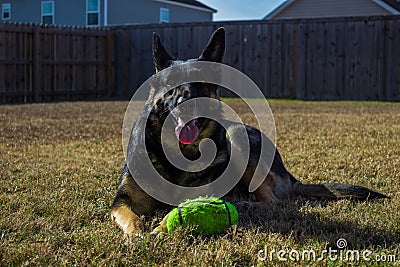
199,27,225,63
152,33,174,72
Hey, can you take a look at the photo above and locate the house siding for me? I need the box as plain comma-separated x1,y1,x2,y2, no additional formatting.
269,0,392,19
0,0,212,26
169,4,212,23
107,0,212,25
0,0,41,23
0,0,105,26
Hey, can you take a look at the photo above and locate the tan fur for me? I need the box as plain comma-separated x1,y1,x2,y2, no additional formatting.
111,172,160,236
111,205,142,237
254,178,279,203
151,214,169,235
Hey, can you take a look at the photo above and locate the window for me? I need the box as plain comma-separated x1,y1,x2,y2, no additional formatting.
41,1,54,24
87,0,100,26
2,3,10,20
160,7,169,23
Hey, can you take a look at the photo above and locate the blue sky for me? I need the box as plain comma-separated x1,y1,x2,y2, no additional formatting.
200,0,286,21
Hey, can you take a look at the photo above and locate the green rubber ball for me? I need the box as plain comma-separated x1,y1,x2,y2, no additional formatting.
166,196,238,235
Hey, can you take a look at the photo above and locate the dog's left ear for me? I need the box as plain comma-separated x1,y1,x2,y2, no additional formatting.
199,27,225,63
152,33,174,72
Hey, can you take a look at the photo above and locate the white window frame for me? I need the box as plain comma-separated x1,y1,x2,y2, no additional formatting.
2,3,11,20
86,0,100,27
159,7,169,23
41,1,54,24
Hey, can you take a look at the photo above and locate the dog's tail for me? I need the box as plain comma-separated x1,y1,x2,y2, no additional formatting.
293,183,389,200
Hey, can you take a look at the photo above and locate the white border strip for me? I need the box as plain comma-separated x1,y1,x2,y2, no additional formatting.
153,0,215,13
372,0,400,15
104,0,108,26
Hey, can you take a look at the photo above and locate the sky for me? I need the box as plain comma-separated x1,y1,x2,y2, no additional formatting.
200,0,286,21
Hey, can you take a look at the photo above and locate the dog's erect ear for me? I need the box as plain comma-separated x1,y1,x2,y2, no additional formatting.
152,33,174,72
199,27,225,63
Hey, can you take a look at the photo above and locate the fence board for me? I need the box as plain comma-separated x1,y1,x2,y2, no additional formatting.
366,20,377,100
305,22,314,100
32,27,41,102
375,20,385,100
355,21,365,100
294,23,306,99
282,23,292,98
0,22,113,103
392,19,400,101
270,23,283,98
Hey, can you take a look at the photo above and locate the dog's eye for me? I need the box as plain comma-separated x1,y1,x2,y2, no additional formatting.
153,98,163,110
164,90,173,97
183,89,190,98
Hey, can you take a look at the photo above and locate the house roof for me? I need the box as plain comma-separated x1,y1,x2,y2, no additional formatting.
264,1,292,19
155,0,217,13
382,0,400,11
264,0,400,19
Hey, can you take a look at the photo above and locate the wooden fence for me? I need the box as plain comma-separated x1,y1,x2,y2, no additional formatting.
112,15,400,101
1,16,400,103
0,22,113,103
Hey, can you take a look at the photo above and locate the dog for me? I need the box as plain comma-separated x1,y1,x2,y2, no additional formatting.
110,27,388,237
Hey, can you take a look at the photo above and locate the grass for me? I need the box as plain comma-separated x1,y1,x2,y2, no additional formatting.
1,100,399,266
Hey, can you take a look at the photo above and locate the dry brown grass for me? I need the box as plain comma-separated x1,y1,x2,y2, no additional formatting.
1,100,399,266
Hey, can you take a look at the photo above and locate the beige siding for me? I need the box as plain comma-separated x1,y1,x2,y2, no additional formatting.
270,0,392,19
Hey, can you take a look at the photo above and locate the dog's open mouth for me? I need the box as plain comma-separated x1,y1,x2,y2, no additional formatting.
175,117,199,145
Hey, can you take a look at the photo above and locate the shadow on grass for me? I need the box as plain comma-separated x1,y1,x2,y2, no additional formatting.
235,198,399,250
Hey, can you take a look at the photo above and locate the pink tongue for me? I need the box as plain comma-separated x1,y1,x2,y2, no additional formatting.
175,118,199,144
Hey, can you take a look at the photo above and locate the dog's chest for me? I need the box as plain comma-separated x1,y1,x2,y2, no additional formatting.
147,148,229,187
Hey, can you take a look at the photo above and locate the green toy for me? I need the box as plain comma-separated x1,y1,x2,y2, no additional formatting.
166,196,238,235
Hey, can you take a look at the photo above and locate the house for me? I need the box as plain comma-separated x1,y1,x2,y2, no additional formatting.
264,0,400,19
0,0,216,26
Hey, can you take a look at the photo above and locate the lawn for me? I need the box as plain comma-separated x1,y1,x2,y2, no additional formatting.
1,100,399,266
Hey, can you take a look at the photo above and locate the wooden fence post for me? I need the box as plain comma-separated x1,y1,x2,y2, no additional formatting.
113,29,131,98
105,30,114,97
32,27,41,102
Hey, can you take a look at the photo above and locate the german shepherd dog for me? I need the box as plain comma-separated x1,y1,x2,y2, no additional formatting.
111,28,388,236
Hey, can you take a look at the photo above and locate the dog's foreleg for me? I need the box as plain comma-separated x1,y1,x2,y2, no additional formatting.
150,213,169,235
111,171,158,237
111,204,143,237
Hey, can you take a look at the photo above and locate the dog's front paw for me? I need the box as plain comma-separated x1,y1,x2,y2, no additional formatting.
111,205,143,237
150,214,169,236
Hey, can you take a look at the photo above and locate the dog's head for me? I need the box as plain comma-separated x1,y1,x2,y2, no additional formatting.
148,28,225,147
